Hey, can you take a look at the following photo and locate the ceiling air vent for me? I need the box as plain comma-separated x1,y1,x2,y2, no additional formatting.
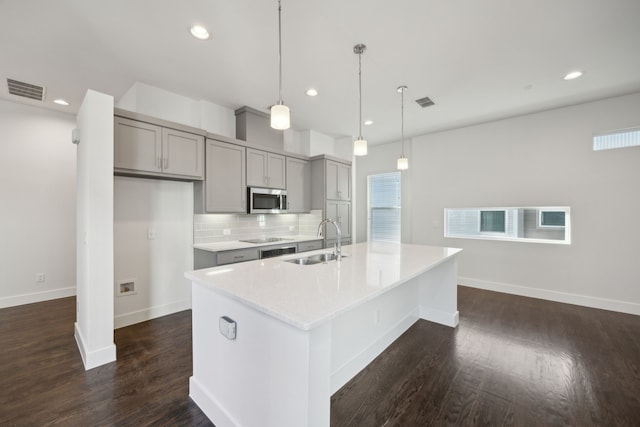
415,96,435,108
7,78,45,101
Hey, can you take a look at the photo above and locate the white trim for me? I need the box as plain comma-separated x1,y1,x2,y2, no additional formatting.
189,376,240,427
74,322,116,370
420,307,459,327
0,286,76,309
459,277,640,316
114,299,191,329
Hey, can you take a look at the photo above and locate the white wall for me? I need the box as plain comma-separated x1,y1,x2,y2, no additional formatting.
117,82,235,138
357,92,640,315
0,100,76,307
114,176,193,328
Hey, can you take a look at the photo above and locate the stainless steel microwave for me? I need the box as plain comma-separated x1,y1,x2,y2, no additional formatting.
247,187,288,214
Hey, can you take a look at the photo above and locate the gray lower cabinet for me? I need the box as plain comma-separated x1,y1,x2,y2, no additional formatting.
194,240,323,269
194,248,259,269
114,116,204,180
286,157,311,213
297,240,323,252
217,248,259,265
194,139,246,213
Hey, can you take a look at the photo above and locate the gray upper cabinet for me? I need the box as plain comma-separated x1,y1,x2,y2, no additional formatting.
114,116,204,180
161,128,204,178
114,117,162,173
246,148,286,189
195,139,246,213
311,156,352,248
286,157,310,213
326,160,351,200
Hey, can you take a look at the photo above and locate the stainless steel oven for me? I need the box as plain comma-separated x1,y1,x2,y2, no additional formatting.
248,187,288,214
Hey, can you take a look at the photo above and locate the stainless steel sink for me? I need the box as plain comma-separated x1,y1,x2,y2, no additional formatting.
284,252,347,265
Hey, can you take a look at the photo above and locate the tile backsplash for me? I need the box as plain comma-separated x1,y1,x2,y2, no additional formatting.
194,210,323,244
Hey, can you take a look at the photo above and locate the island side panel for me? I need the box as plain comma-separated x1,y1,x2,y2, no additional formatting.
189,281,331,427
418,257,459,327
329,278,420,394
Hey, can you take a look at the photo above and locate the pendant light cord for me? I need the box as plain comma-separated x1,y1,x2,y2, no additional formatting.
401,88,405,156
277,0,283,105
358,51,363,139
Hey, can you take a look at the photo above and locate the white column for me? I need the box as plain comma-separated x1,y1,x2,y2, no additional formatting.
74,89,116,370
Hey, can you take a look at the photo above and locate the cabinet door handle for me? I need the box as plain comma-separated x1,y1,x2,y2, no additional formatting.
164,157,169,170
157,156,162,169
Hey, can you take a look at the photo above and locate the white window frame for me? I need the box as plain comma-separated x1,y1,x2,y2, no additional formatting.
478,209,507,235
537,209,566,229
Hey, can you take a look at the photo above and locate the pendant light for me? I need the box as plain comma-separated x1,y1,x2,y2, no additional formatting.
270,0,290,130
397,85,409,170
353,44,367,156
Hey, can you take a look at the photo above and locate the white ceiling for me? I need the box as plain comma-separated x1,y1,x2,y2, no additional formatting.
2,0,640,144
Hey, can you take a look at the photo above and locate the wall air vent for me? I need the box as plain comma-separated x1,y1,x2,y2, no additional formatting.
7,78,45,101
415,96,435,108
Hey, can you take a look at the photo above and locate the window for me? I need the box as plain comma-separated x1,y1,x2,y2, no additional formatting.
480,210,506,233
445,207,571,244
593,127,640,151
367,172,401,242
539,210,565,228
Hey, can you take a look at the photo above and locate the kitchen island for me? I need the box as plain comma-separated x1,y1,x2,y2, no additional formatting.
185,242,462,427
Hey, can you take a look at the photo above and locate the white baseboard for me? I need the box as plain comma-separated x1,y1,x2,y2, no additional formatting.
459,277,640,316
0,286,76,309
420,307,459,327
330,310,419,394
74,322,116,370
189,376,240,427
114,299,192,329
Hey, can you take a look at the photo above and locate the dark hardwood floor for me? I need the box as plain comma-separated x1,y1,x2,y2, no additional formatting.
1,286,639,426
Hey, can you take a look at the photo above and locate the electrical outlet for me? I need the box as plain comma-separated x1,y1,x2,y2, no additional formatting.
147,229,156,240
36,273,45,283
223,228,231,236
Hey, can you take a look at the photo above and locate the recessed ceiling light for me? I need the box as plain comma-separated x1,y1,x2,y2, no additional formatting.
306,88,318,97
190,25,210,40
564,71,583,81
53,99,69,106
364,120,373,126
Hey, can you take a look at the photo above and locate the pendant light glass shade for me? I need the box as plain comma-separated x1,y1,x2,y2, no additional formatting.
353,44,367,156
271,0,290,130
397,85,409,170
354,138,368,156
397,156,409,170
270,104,290,130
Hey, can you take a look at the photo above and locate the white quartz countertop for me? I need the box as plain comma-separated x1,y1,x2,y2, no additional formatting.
193,235,322,252
185,242,462,330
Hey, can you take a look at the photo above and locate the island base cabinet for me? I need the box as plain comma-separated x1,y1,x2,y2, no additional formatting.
190,282,331,427
188,249,460,426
